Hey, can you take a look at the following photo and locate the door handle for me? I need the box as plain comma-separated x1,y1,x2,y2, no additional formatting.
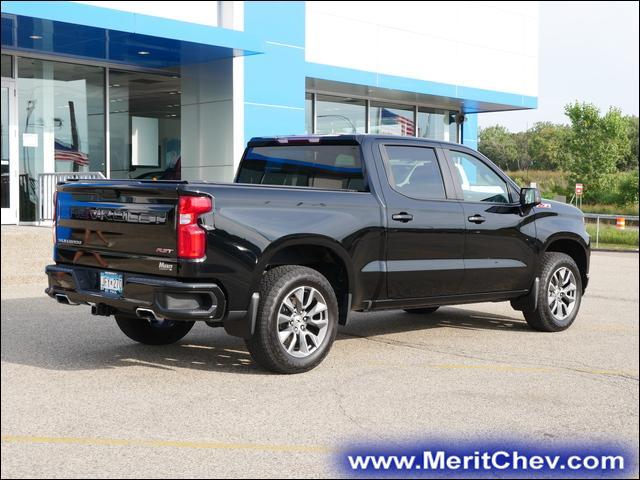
392,212,414,223
467,214,486,224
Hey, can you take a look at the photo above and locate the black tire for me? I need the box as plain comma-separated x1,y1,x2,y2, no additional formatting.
523,252,582,332
115,315,195,345
404,307,439,314
245,265,339,374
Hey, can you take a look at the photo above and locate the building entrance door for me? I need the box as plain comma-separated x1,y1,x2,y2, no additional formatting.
1,79,19,224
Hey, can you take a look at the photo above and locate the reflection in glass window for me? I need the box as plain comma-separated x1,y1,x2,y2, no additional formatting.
315,95,366,134
1,87,9,209
384,146,445,200
17,57,105,221
449,151,509,203
108,70,181,180
1,54,12,78
370,102,415,136
305,93,313,134
237,145,366,191
417,108,458,141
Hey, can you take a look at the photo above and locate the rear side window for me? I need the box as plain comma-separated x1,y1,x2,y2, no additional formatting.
383,145,446,200
237,145,367,192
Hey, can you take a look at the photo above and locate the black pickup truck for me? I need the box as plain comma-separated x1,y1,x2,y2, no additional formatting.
46,135,590,373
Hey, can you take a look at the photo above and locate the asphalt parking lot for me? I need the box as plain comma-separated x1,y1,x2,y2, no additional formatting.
1,251,638,478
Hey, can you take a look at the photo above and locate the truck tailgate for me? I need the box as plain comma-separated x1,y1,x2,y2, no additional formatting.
55,181,181,277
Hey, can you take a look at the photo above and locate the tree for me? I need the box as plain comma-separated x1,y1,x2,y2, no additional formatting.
527,122,571,170
478,125,520,170
513,130,533,170
619,115,639,171
564,102,630,199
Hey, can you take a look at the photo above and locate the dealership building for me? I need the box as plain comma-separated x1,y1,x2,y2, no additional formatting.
1,1,538,224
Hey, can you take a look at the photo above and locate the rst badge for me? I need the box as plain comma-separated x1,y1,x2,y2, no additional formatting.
155,247,174,255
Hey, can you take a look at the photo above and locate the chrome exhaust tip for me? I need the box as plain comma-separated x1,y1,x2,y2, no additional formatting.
135,307,163,321
55,294,78,305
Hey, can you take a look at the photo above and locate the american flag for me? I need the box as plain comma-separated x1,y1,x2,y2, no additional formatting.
55,140,89,167
381,108,415,136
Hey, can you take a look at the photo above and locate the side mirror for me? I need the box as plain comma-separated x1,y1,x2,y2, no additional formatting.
520,187,541,207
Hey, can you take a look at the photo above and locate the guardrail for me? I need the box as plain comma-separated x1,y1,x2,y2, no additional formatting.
38,172,106,223
583,212,639,249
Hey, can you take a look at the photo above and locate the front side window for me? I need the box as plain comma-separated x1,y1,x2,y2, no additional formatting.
449,151,510,203
237,144,366,192
383,145,446,200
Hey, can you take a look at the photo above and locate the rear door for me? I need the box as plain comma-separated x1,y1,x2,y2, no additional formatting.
374,141,466,299
443,148,537,293
55,181,181,276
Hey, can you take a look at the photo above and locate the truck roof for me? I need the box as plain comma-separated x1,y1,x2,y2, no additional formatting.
247,134,470,150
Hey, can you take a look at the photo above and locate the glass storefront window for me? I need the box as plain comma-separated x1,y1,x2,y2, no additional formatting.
417,107,458,142
305,92,313,134
369,102,415,136
1,86,9,209
108,70,181,180
316,95,366,134
1,55,13,78
18,57,105,221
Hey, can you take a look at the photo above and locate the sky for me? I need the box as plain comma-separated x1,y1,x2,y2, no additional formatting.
478,1,640,132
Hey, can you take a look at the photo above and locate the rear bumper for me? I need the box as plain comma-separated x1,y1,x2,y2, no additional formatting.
45,264,226,322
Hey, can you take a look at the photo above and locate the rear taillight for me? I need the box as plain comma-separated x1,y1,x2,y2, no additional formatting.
177,195,212,259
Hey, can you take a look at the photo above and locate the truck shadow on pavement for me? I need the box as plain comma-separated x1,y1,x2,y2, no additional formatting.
1,297,530,374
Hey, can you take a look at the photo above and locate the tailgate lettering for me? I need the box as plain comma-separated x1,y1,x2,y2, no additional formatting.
71,207,167,224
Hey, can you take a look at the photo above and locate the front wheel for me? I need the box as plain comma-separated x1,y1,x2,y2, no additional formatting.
523,252,582,332
245,265,339,374
115,315,195,345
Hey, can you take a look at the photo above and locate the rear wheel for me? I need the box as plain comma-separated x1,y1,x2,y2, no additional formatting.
245,265,338,374
115,315,195,345
404,307,439,314
523,252,582,332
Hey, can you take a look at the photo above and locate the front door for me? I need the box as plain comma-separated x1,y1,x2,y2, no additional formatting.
1,79,19,224
375,142,466,299
445,149,537,293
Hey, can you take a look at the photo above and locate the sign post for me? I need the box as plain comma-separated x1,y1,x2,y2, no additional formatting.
575,183,583,209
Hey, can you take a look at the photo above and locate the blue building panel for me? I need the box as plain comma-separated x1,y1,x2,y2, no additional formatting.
462,114,479,150
2,1,263,53
243,1,306,143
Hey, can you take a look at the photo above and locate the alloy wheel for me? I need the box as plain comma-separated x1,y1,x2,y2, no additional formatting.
547,267,577,321
276,286,329,358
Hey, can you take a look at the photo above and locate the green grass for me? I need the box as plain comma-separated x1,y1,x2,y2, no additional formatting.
585,223,639,248
581,203,639,216
591,243,639,251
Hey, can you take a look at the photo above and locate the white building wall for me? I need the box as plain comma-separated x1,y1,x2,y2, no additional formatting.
75,1,220,27
305,1,539,97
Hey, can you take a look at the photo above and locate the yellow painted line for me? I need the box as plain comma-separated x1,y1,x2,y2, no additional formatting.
363,361,638,378
433,363,554,373
1,435,332,453
432,363,638,377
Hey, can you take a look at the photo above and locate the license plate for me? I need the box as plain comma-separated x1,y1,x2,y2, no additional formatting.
100,271,123,295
